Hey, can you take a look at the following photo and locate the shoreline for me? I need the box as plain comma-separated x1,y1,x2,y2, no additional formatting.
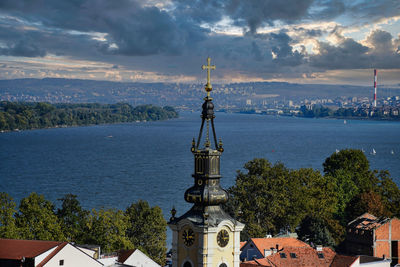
234,111,400,122
0,117,178,133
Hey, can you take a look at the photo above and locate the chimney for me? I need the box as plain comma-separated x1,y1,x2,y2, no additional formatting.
264,249,271,257
316,245,323,251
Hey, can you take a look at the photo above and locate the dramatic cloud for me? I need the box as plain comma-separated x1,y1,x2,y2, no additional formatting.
0,0,399,84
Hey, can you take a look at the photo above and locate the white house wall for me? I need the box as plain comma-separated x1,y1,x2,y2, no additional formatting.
34,247,58,266
42,243,102,267
124,250,160,267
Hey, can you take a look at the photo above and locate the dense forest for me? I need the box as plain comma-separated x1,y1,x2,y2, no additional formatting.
224,149,400,249
0,101,178,131
0,193,167,265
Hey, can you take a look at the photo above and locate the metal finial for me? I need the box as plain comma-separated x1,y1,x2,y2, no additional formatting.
201,57,216,97
218,138,224,152
170,206,176,221
191,138,196,152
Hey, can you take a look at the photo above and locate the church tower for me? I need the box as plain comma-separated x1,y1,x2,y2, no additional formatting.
168,58,244,267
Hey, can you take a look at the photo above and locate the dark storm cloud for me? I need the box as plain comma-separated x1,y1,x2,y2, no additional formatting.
0,39,45,57
226,0,314,33
310,29,400,70
311,38,369,69
347,0,400,25
310,0,345,20
0,0,207,56
0,0,399,81
174,0,316,33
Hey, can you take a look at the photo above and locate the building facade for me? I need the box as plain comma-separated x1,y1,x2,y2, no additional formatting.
346,213,400,265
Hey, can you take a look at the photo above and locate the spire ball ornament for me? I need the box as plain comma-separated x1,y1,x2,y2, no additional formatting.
201,57,216,95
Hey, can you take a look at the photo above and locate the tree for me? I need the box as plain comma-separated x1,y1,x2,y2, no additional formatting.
57,194,89,243
85,208,133,253
345,191,390,221
327,169,359,225
125,200,167,266
227,159,291,239
297,215,336,248
15,192,65,240
323,149,376,192
0,192,19,239
376,170,400,217
226,159,341,242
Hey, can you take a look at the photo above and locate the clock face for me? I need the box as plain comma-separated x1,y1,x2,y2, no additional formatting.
217,229,229,247
182,228,195,247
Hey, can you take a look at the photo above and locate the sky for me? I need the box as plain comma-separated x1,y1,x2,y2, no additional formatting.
0,0,399,85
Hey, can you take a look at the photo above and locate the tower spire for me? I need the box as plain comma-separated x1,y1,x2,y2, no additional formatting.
195,57,223,152
168,57,244,267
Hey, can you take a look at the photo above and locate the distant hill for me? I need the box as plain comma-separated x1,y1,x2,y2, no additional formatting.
0,78,399,108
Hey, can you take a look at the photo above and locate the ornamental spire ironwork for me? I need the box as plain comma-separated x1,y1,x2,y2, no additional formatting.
193,57,223,152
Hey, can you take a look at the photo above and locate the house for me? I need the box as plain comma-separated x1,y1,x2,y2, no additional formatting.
240,246,391,267
117,249,160,267
240,246,336,267
97,249,160,267
239,237,308,261
345,213,400,265
0,238,103,267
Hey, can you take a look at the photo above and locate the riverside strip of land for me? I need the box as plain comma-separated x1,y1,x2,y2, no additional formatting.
0,102,178,132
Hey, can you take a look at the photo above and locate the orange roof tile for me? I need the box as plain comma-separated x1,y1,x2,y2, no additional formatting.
0,239,62,260
240,241,247,250
241,246,336,267
250,237,309,254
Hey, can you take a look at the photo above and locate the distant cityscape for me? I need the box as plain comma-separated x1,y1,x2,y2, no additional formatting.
1,78,400,119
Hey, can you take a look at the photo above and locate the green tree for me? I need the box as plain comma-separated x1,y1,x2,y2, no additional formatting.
291,168,337,220
0,192,19,239
15,192,65,240
57,194,89,243
376,170,400,217
227,159,340,242
85,208,133,253
324,149,369,175
125,200,167,266
297,215,336,247
327,169,359,225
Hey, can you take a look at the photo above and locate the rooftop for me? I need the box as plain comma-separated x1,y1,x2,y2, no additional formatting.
348,213,391,231
0,239,62,260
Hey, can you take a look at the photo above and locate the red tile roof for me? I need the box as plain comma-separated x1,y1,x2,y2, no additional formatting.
241,246,336,267
0,239,62,260
330,254,358,267
250,237,309,255
240,241,246,250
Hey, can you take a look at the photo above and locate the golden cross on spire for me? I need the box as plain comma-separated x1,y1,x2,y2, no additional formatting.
201,57,216,96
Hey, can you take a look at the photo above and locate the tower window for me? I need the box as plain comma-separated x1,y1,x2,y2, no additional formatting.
59,260,64,266
219,264,227,267
183,262,192,267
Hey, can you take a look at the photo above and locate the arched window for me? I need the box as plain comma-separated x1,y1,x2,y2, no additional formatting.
183,261,192,267
219,264,227,267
